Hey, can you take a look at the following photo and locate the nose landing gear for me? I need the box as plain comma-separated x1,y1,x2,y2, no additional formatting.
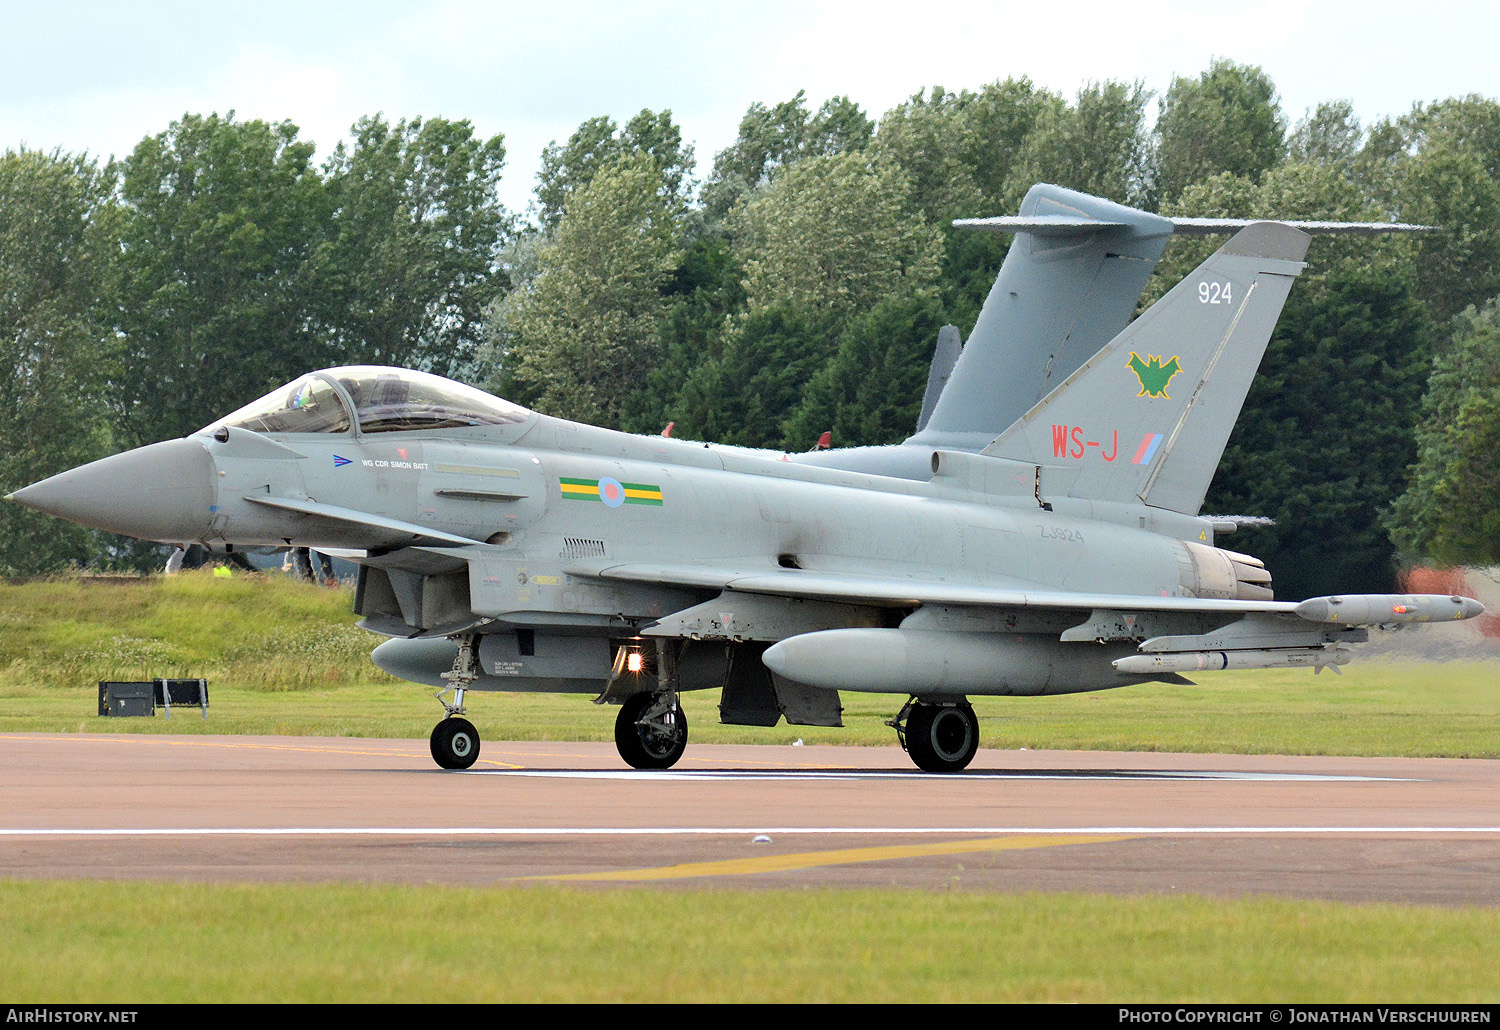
429,635,481,770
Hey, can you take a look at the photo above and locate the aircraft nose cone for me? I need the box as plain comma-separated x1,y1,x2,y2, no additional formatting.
6,439,216,543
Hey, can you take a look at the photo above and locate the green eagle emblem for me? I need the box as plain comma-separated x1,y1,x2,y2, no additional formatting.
1128,352,1182,398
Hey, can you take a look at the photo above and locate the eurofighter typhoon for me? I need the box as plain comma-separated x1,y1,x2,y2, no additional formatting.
9,186,1481,773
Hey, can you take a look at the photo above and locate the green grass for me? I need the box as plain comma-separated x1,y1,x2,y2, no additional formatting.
3,571,1500,756
0,881,1496,1003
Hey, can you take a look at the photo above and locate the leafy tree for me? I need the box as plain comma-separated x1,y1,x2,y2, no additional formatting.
535,115,614,227
661,153,941,447
319,115,509,376
667,301,843,448
1352,97,1500,323
1288,99,1363,170
535,109,694,229
491,155,681,427
1152,59,1286,206
732,151,941,320
805,96,875,160
961,79,1066,208
871,79,1059,345
1388,145,1500,323
1351,116,1410,205
872,79,1058,223
113,113,331,445
780,291,948,449
1386,301,1500,565
1148,162,1379,306
701,91,873,221
1399,95,1500,179
869,87,985,224
619,233,745,436
0,149,121,573
1007,80,1152,205
933,226,1010,339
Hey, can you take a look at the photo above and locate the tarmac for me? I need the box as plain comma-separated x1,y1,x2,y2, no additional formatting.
3,733,1499,904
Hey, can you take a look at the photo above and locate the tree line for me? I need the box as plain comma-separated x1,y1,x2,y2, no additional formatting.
4,61,1499,597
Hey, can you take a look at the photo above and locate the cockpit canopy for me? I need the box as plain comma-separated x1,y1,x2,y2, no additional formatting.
207,366,531,436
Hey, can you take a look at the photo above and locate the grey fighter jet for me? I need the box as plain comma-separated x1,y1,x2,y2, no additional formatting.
9,200,1480,773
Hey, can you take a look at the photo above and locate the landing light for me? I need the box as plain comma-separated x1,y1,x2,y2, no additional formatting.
626,652,645,674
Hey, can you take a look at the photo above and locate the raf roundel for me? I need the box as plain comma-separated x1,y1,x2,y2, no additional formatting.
598,476,625,508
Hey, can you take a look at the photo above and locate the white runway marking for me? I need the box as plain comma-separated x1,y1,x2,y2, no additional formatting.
481,769,1414,782
2,826,1497,837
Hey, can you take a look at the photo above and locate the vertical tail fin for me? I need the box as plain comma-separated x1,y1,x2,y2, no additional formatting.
981,222,1311,515
908,184,1175,451
915,324,963,433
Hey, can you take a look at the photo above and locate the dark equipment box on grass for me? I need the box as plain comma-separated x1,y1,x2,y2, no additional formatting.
97,679,209,718
98,681,154,717
155,678,208,718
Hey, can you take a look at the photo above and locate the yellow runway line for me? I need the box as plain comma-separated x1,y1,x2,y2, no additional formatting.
532,834,1132,881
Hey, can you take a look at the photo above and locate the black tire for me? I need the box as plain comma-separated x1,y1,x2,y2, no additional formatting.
614,692,688,770
904,702,979,773
430,717,481,770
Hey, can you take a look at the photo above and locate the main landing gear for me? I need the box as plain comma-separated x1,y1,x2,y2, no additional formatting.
422,635,693,772
430,635,481,770
614,691,688,770
892,698,980,773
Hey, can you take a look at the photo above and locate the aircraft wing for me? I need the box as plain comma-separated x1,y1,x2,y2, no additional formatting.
589,562,1478,625
586,561,1482,693
593,560,1290,612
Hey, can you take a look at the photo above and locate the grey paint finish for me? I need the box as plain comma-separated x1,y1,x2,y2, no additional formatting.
915,324,963,433
6,438,215,542
984,221,1311,515
6,187,1482,770
762,628,1149,696
800,187,1422,485
911,184,1176,452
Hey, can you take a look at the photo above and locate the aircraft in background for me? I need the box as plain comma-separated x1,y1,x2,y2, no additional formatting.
9,188,1478,773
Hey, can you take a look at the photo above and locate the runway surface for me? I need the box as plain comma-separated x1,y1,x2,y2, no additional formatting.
4,732,1499,904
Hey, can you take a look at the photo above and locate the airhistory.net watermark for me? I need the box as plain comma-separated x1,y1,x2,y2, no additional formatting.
5,1011,137,1024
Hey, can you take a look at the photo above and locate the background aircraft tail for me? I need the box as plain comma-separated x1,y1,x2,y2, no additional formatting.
981,222,1312,515
907,184,1176,451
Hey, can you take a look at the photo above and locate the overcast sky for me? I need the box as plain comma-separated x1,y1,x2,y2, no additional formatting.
3,1,1497,217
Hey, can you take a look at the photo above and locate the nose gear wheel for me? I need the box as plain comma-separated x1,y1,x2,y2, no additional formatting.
430,717,480,770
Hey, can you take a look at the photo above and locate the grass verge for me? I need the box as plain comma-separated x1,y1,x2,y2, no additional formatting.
3,572,1500,756
1,881,1497,1003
